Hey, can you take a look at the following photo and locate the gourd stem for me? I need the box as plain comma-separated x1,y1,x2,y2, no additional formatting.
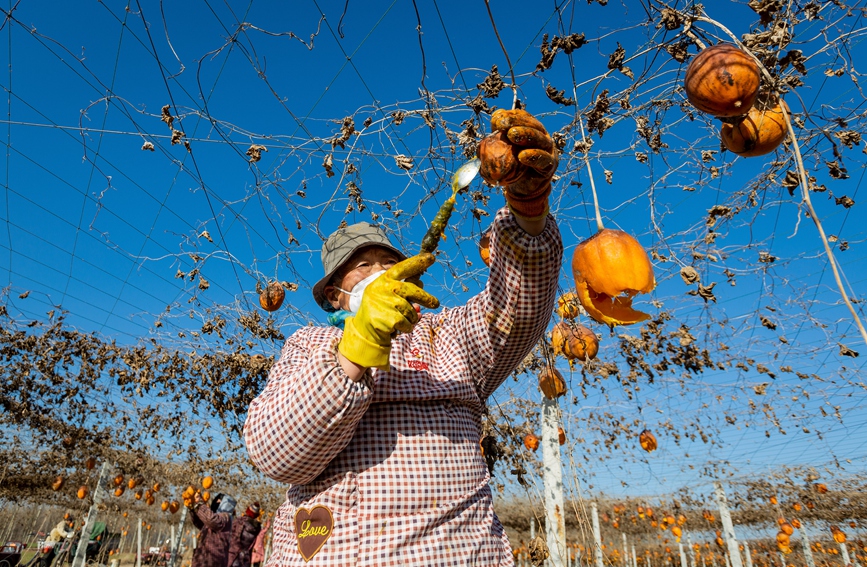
578,117,605,232
685,10,867,348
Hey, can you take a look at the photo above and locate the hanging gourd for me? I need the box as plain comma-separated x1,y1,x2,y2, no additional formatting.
721,99,789,157
538,366,568,399
684,43,761,117
77,486,89,499
259,281,285,312
572,229,655,327
52,476,65,491
556,292,582,320
639,429,657,452
551,321,599,362
202,476,214,489
523,433,540,452
479,232,491,267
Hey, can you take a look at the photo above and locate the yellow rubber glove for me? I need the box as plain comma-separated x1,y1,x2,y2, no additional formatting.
480,108,559,221
338,253,440,370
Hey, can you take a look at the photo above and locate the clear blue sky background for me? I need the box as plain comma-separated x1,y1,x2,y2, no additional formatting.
2,0,866,503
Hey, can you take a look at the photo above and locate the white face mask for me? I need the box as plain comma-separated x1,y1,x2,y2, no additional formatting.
337,269,385,313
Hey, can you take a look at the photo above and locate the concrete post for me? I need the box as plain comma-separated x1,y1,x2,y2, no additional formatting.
590,502,605,567
713,482,744,567
542,397,567,567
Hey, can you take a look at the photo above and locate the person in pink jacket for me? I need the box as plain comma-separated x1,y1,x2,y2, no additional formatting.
244,108,561,566
251,518,270,567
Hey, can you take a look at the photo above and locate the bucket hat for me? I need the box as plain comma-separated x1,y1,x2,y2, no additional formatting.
312,222,405,312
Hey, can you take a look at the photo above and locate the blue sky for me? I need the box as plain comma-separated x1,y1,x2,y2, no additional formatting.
2,0,866,502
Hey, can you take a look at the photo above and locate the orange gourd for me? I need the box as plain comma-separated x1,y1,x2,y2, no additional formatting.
52,476,65,491
639,429,657,452
77,486,89,499
556,292,581,319
85,457,96,470
479,232,491,267
684,43,761,117
572,229,655,327
259,282,285,312
551,321,599,361
169,501,180,514
538,366,567,399
202,476,214,489
523,433,540,452
721,100,789,157
558,426,566,446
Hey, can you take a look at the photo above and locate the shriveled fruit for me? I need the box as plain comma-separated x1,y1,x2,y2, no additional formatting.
721,100,789,157
685,43,761,117
113,474,124,487
85,457,96,470
52,476,65,491
259,282,285,312
557,426,566,446
479,130,526,186
551,321,599,361
169,501,180,514
572,229,655,327
114,487,125,497
538,366,567,399
523,433,540,452
639,429,657,452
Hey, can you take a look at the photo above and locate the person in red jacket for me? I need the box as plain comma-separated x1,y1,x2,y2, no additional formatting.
190,493,235,567
227,503,262,567
245,108,561,566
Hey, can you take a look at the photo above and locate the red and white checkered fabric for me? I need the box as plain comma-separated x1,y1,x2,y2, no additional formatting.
244,209,562,566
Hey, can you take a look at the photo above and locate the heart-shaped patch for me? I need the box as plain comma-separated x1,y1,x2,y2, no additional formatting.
294,505,333,562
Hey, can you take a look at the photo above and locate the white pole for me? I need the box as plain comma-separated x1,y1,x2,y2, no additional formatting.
686,532,696,567
713,482,744,567
744,543,753,567
542,397,567,567
679,542,688,567
531,517,536,541
801,535,816,567
840,543,851,566
632,544,638,567
136,518,142,567
590,503,604,567
624,534,629,567
72,462,111,567
168,506,188,567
